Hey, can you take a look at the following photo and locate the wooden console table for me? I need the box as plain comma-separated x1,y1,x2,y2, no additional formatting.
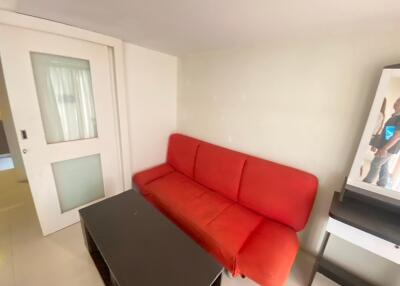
308,190,400,285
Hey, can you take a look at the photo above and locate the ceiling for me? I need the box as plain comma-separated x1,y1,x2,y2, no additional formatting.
6,0,400,55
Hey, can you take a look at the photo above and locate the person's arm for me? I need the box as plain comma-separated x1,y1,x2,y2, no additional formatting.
376,131,400,157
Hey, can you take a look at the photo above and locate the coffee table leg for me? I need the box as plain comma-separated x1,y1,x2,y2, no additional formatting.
80,216,95,253
81,216,120,286
110,273,119,286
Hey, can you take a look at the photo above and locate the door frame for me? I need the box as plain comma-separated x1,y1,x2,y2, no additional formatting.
0,10,132,190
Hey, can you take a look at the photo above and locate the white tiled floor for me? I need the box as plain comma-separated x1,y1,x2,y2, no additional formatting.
0,169,103,286
0,169,335,286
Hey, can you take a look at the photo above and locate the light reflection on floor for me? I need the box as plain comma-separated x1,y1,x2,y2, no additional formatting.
0,155,14,171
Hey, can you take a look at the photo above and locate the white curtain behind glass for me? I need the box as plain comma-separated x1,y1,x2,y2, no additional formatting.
31,53,98,144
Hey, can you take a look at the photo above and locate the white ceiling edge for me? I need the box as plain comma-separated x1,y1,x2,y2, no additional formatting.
3,0,400,56
0,8,167,59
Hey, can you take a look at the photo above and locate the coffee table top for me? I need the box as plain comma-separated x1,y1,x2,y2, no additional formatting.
79,190,222,286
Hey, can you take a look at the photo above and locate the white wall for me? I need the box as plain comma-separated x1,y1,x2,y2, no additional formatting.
0,0,17,11
178,29,400,285
124,43,177,174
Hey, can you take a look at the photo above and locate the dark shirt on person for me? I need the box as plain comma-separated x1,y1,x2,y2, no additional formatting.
378,114,400,154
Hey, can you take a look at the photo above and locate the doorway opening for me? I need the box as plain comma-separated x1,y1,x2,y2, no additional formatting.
0,55,33,213
0,57,43,285
0,57,31,209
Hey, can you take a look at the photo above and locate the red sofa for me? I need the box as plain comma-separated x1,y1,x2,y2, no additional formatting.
133,134,318,285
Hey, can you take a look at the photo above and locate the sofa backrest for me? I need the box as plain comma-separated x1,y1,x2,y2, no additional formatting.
166,133,318,231
194,143,247,201
238,157,318,231
167,134,200,178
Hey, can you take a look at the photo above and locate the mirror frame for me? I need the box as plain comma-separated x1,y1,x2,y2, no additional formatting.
347,65,400,201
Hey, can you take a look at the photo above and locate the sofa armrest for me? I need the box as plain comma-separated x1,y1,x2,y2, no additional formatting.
132,163,175,191
237,219,299,286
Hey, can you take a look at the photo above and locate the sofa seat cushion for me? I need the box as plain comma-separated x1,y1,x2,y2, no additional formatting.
132,163,175,191
204,203,263,274
142,172,206,207
237,219,299,286
142,174,264,273
145,174,233,231
178,191,232,229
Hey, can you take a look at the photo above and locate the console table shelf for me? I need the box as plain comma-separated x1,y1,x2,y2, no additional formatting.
330,191,400,246
309,190,400,286
317,258,373,286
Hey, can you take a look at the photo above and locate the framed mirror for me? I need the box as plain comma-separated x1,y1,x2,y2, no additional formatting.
348,64,400,201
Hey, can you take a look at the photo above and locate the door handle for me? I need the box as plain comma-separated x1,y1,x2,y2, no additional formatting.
22,149,28,154
21,130,28,139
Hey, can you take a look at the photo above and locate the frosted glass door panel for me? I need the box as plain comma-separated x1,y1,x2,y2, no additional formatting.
31,53,98,144
52,154,105,213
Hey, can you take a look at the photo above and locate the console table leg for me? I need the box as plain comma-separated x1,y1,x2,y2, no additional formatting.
307,231,331,286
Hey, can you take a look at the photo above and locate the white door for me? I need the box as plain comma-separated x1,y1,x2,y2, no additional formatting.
0,24,123,235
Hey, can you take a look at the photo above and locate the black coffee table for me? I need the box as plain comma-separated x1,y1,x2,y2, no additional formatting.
79,190,222,286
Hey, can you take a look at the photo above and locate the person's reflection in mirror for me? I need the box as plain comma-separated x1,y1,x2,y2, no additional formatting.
362,99,386,177
363,98,400,188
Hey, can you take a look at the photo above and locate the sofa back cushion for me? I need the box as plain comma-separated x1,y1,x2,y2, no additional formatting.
194,143,247,201
167,134,200,178
239,157,318,231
